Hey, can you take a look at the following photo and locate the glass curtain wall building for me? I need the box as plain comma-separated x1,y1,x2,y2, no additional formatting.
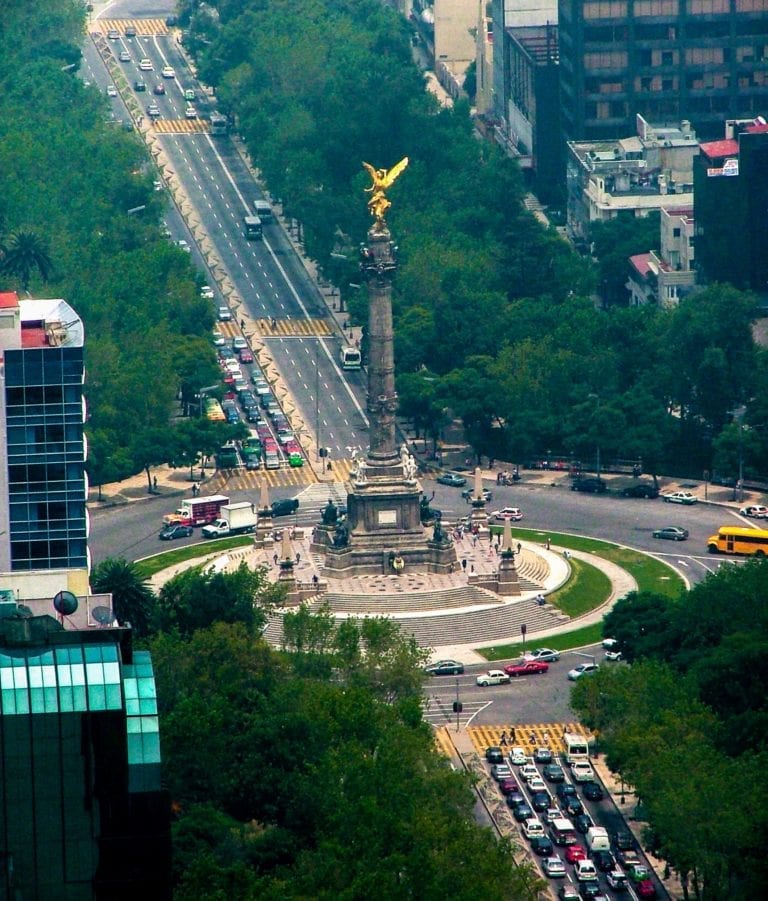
0,293,89,599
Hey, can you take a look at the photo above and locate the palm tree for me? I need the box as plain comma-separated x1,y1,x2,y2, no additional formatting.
1,230,53,292
90,558,156,637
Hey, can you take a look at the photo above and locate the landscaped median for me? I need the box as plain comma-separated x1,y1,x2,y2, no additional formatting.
134,535,254,580
479,528,686,661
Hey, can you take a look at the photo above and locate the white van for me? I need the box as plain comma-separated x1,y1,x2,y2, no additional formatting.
522,818,545,839
586,826,610,852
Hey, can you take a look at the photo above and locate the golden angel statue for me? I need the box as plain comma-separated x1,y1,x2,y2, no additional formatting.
362,157,409,224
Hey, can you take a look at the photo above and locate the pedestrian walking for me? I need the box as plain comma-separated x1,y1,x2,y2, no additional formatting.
472,535,478,548
500,731,508,746
240,318,245,330
273,553,278,566
546,536,551,550
461,558,467,572
510,726,516,742
312,574,319,587
517,542,522,555
251,502,255,513
295,552,301,564
153,475,158,491
529,731,535,746
271,317,277,330
470,564,475,574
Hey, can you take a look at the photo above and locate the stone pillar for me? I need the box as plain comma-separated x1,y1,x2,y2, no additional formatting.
497,518,520,596
361,225,400,472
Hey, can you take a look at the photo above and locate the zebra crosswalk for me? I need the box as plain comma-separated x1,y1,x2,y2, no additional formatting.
151,119,210,135
204,460,356,491
466,723,592,757
253,318,334,337
99,19,170,36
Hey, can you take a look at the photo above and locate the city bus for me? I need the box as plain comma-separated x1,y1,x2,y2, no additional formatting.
707,526,768,556
340,345,362,370
210,111,228,135
243,215,263,240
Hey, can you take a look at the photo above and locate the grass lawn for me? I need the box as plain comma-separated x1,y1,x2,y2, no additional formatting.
477,528,686,661
135,536,254,579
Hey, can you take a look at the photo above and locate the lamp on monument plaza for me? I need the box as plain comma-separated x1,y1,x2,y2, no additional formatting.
587,393,601,479
727,405,747,503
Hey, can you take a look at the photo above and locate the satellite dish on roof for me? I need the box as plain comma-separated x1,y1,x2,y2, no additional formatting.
53,590,78,616
92,606,116,626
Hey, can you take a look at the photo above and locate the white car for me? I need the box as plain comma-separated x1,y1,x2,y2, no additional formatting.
161,65,175,78
567,663,599,681
544,807,562,824
138,58,153,71
218,306,232,322
662,491,698,505
542,855,566,878
527,776,547,793
605,649,622,661
223,359,242,374
571,761,595,783
212,329,226,347
491,763,513,781
232,336,248,351
119,50,131,62
509,747,527,765
602,638,618,650
740,504,768,518
575,859,598,881
200,285,215,299
524,647,560,663
522,818,545,839
177,239,191,253
185,105,198,119
490,506,523,522
475,670,510,687
519,763,539,782
106,84,117,97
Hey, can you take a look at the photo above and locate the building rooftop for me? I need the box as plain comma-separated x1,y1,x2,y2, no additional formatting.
630,253,654,278
0,292,19,309
699,138,739,161
20,298,84,349
507,24,559,64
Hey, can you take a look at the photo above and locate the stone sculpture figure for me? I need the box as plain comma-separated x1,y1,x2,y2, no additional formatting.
321,499,338,525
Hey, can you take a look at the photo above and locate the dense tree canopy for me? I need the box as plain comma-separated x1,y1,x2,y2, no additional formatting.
150,620,542,899
574,563,768,899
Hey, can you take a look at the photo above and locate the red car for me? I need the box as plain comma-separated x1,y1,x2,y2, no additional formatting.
503,660,550,677
238,347,254,364
565,844,587,864
637,880,657,899
498,778,518,796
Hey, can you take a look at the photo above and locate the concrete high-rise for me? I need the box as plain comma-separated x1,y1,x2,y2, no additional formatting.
558,0,768,143
0,292,89,600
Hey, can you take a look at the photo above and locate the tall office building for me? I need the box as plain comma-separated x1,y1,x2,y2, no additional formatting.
0,292,89,601
0,613,171,899
559,0,768,143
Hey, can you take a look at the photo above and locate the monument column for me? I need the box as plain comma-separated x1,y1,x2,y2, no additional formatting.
361,227,400,472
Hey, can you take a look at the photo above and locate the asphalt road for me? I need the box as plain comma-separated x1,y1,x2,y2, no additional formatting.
83,13,369,461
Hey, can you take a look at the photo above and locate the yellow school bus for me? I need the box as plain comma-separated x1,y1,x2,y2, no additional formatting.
706,526,768,557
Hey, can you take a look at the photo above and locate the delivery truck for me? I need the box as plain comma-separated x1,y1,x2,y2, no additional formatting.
201,502,258,538
163,494,229,527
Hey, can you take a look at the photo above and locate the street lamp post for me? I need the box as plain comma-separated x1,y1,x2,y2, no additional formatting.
588,394,601,479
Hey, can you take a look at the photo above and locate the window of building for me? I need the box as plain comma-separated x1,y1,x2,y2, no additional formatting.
735,0,768,11
673,228,681,238
662,77,675,90
689,0,729,11
585,51,628,70
583,1,628,19
634,0,679,13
